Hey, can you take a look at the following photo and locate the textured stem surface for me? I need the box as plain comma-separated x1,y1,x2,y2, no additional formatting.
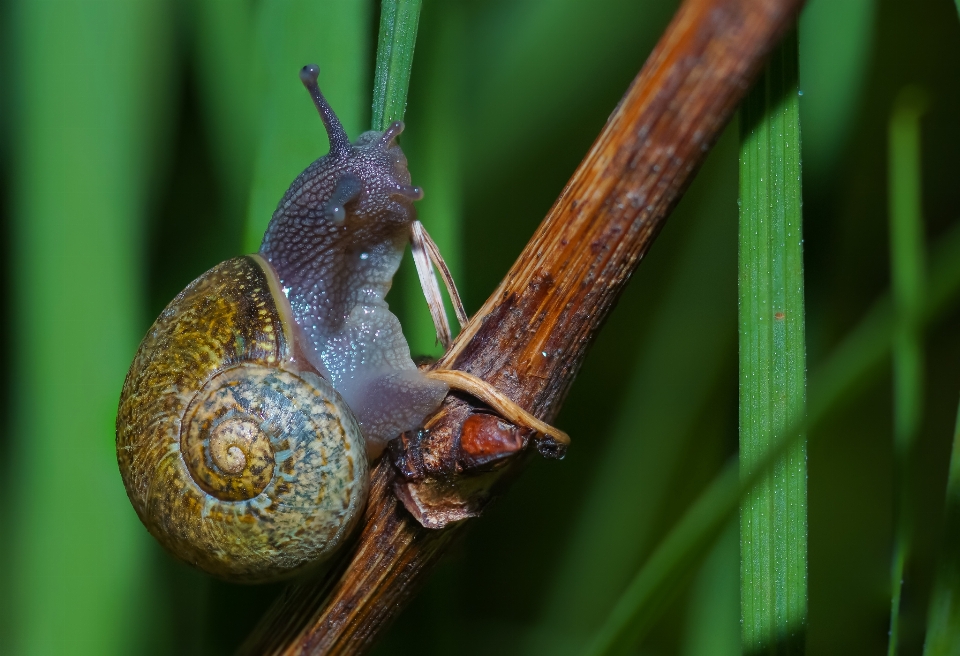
238,0,805,653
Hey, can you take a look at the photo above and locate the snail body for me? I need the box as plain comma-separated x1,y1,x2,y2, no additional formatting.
117,65,445,582
259,67,448,456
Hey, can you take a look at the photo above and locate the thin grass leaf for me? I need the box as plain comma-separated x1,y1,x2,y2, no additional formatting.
9,1,175,653
887,85,929,656
371,0,422,131
738,30,807,654
923,397,960,655
243,0,371,252
583,217,960,656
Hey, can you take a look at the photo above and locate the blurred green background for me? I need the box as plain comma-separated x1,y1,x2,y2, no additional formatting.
1,0,959,654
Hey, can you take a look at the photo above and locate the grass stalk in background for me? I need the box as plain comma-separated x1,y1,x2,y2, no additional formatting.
887,85,928,656
9,1,175,654
401,2,465,357
525,131,739,654
797,0,876,186
584,459,744,656
583,214,960,656
371,0,422,131
243,0,370,252
192,0,257,231
738,30,808,653
923,398,960,654
464,0,680,182
681,520,741,656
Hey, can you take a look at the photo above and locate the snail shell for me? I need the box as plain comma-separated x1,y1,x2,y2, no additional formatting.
117,256,367,583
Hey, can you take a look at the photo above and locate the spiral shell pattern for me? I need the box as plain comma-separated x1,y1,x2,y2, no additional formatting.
117,257,367,582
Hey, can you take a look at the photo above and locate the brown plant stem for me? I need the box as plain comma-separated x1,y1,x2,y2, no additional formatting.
238,0,803,653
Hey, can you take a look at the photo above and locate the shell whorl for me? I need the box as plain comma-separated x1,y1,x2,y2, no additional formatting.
117,257,367,583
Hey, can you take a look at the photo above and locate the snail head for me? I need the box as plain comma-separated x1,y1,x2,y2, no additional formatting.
298,64,423,225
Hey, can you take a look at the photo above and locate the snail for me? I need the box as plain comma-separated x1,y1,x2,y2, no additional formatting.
117,64,568,583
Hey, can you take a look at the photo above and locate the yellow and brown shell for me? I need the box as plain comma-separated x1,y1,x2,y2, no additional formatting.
117,256,367,583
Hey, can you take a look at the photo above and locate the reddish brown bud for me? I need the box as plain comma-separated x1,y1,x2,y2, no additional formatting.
458,414,527,470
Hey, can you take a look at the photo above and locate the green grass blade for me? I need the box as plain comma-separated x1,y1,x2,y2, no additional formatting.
923,397,960,655
371,0,422,131
464,0,679,182
887,85,929,656
925,223,960,319
738,30,807,654
584,395,813,656
798,0,876,184
889,86,928,457
9,1,175,654
584,461,743,656
243,0,371,252
682,520,742,656
401,2,464,357
192,0,257,228
811,218,960,423
582,214,960,656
